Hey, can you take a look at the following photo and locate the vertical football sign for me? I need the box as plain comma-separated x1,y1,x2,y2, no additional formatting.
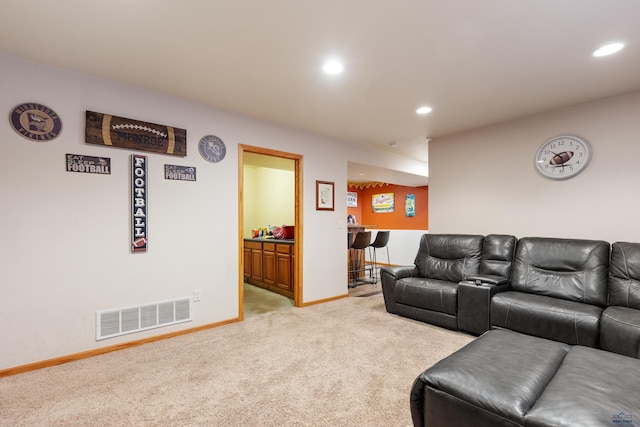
131,155,148,252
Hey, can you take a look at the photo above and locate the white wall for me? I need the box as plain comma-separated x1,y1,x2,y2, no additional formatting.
0,54,424,370
363,229,425,266
429,90,640,243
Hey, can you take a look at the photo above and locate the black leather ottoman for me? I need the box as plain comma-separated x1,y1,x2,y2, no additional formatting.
525,345,640,426
411,329,640,427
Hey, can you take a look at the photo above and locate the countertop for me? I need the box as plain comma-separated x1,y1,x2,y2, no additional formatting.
244,238,295,244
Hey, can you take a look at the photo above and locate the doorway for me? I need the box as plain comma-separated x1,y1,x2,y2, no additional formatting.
238,144,303,320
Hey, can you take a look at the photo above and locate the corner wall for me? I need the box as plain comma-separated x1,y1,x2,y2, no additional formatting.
429,90,640,243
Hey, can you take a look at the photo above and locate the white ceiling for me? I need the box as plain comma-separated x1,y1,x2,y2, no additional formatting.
2,1,639,186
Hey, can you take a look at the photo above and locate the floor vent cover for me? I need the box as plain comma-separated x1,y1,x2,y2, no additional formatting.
96,297,192,340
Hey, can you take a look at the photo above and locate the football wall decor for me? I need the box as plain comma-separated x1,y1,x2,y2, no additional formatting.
131,154,148,253
86,111,186,157
165,164,196,181
10,102,62,141
66,154,111,174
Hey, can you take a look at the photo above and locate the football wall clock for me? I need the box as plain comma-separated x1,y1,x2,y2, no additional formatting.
534,135,592,180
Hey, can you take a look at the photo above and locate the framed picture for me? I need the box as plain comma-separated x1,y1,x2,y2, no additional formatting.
372,192,395,213
316,180,335,211
347,191,358,207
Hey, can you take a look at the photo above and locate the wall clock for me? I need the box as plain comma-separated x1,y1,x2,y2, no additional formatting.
198,135,226,163
534,135,591,180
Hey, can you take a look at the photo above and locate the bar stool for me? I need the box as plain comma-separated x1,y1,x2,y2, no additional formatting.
368,231,390,283
349,231,373,288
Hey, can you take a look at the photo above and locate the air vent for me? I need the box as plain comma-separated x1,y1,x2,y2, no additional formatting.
96,297,192,340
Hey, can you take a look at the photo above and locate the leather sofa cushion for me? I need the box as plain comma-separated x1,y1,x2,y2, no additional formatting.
525,346,640,427
480,234,517,278
511,237,609,306
600,306,640,358
609,241,640,309
414,329,570,425
491,291,603,347
394,277,457,315
414,234,483,282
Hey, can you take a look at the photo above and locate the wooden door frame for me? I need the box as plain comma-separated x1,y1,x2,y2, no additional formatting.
238,144,303,320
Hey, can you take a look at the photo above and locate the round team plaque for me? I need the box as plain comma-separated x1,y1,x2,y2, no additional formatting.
9,102,63,141
198,135,226,163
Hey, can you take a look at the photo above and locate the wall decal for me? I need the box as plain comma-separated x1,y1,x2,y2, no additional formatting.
66,154,111,174
165,164,196,181
9,102,62,141
86,111,186,157
131,155,148,252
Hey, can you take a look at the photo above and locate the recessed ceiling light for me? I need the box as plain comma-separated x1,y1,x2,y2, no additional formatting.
323,60,344,74
416,106,432,115
593,43,624,57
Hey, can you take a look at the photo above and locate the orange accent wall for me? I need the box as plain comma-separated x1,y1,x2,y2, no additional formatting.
347,184,428,230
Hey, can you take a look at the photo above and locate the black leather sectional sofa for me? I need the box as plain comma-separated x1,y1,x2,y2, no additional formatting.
380,234,640,426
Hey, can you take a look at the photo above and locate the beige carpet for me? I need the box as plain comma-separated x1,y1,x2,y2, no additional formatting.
244,282,294,317
0,295,474,426
348,281,383,298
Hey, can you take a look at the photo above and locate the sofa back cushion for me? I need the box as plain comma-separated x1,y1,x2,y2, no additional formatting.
414,234,483,282
609,242,640,309
480,234,517,278
511,237,609,306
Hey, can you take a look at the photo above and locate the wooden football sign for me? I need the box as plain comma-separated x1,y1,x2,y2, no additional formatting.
85,111,187,157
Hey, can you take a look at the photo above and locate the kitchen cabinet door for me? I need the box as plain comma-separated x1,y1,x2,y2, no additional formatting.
275,244,293,293
263,243,276,287
243,247,251,278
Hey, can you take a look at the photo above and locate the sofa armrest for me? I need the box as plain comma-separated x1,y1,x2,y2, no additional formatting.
380,265,419,314
458,281,510,335
600,306,640,358
465,274,509,286
380,265,419,281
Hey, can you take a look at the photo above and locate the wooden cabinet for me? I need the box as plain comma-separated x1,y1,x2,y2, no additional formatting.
275,243,292,292
243,246,251,278
262,243,276,287
244,240,264,285
244,239,294,298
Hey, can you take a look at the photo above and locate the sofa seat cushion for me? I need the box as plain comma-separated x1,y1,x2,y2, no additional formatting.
525,346,640,427
600,306,640,358
411,330,570,426
394,277,457,315
491,291,603,347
